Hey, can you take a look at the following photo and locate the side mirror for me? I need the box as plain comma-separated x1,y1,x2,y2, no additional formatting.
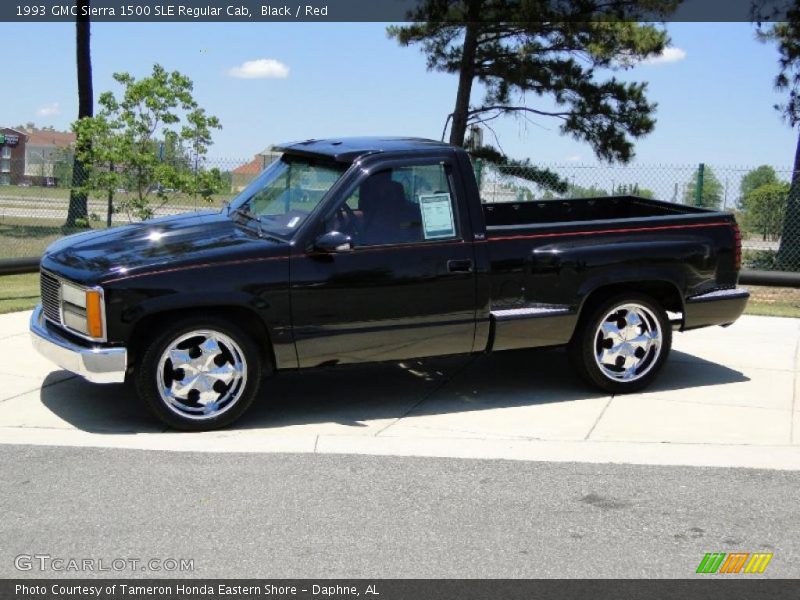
314,231,353,253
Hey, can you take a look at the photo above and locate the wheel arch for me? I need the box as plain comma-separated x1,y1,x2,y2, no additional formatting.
127,305,276,376
575,279,684,334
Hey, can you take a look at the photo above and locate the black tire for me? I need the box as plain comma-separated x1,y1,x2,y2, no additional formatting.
569,293,672,394
134,315,264,431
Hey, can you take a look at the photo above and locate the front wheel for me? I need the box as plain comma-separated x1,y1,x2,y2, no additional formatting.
569,293,671,394
134,316,263,430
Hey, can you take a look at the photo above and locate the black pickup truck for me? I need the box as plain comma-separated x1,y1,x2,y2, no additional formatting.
31,137,748,430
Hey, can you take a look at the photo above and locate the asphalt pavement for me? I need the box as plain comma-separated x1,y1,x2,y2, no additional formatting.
2,310,799,580
0,445,796,579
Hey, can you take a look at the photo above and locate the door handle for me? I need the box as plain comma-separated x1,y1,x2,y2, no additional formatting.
447,259,474,273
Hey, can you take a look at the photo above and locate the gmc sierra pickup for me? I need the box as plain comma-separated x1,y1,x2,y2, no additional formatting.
31,137,748,430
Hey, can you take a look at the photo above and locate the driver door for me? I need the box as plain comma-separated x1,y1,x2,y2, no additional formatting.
289,160,478,367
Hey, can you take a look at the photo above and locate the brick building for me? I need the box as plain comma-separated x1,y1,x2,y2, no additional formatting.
0,127,76,186
231,148,280,192
0,127,26,186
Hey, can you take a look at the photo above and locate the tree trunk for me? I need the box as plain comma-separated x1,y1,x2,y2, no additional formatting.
106,162,114,228
65,0,93,228
776,129,800,270
448,2,481,147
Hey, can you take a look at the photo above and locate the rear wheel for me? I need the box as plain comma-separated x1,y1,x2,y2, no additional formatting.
134,316,263,430
569,293,671,394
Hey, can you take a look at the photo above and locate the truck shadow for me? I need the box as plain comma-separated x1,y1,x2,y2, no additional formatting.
38,348,749,434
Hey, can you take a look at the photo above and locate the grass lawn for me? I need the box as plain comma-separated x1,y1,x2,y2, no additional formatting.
0,273,39,314
2,274,800,319
0,215,103,259
744,285,800,318
0,200,231,261
0,186,71,200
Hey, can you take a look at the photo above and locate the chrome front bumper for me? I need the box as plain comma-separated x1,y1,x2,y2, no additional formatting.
29,304,127,384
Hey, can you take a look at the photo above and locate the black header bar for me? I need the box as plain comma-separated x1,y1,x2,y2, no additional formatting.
2,579,799,600
0,0,794,23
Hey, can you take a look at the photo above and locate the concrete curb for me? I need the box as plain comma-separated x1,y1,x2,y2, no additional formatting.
1,427,800,471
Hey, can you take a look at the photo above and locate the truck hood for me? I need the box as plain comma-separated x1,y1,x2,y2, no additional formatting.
41,210,288,285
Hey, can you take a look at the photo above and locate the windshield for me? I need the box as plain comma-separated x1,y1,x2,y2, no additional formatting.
228,155,347,238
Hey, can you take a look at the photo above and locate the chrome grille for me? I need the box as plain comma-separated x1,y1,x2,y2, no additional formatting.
40,271,61,324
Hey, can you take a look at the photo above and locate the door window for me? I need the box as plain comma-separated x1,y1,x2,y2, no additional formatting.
327,163,458,247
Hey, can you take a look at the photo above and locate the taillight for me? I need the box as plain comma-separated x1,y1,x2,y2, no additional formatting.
732,223,742,270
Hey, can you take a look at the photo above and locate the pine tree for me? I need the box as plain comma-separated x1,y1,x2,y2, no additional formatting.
389,0,678,164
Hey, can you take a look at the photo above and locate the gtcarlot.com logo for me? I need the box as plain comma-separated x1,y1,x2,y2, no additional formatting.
696,552,773,574
14,554,194,573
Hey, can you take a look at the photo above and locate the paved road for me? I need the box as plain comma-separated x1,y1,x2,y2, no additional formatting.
0,194,202,223
0,444,796,579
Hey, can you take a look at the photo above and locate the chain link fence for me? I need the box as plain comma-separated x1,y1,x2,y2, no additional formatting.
0,156,256,259
474,160,800,316
473,160,795,265
1,154,799,315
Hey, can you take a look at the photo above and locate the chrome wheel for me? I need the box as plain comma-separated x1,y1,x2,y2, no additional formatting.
593,303,663,382
156,329,247,420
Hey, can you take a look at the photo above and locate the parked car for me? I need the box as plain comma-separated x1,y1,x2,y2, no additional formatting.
31,137,748,430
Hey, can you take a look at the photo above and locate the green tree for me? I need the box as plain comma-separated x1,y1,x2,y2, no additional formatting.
388,0,678,161
470,145,567,193
757,6,800,268
65,0,93,228
739,165,779,207
683,166,724,209
569,184,610,198
74,64,223,221
615,183,655,198
52,147,74,188
742,182,789,241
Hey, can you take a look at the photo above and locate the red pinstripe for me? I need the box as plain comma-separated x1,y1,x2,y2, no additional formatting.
101,221,732,282
486,220,733,242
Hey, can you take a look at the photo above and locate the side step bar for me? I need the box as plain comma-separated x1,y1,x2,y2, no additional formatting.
488,305,577,352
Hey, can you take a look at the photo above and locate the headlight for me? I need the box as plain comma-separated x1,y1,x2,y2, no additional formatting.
60,282,105,340
61,282,86,308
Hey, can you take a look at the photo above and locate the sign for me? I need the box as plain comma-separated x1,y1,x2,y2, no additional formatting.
419,193,456,239
0,133,19,146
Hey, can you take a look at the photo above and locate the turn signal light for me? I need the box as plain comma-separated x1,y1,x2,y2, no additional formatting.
86,290,104,339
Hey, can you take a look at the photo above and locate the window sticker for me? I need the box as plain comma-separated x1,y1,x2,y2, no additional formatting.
419,193,456,239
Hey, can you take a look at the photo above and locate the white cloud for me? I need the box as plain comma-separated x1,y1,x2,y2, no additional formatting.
228,58,289,79
37,102,61,117
567,155,582,163
642,47,687,66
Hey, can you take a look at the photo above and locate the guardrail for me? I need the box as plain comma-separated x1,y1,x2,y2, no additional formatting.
0,257,40,276
738,269,800,288
2,256,799,289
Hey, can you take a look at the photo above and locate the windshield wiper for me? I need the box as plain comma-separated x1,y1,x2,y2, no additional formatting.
230,207,284,242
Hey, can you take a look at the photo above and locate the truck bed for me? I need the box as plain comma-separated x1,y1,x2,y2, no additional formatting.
482,195,709,229
478,194,742,353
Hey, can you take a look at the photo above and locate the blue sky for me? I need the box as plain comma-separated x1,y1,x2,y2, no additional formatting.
2,21,797,167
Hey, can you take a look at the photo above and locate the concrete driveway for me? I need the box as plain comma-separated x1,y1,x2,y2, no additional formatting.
0,310,798,470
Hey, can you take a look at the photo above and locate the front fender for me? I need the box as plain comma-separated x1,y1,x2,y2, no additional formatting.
102,259,295,369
